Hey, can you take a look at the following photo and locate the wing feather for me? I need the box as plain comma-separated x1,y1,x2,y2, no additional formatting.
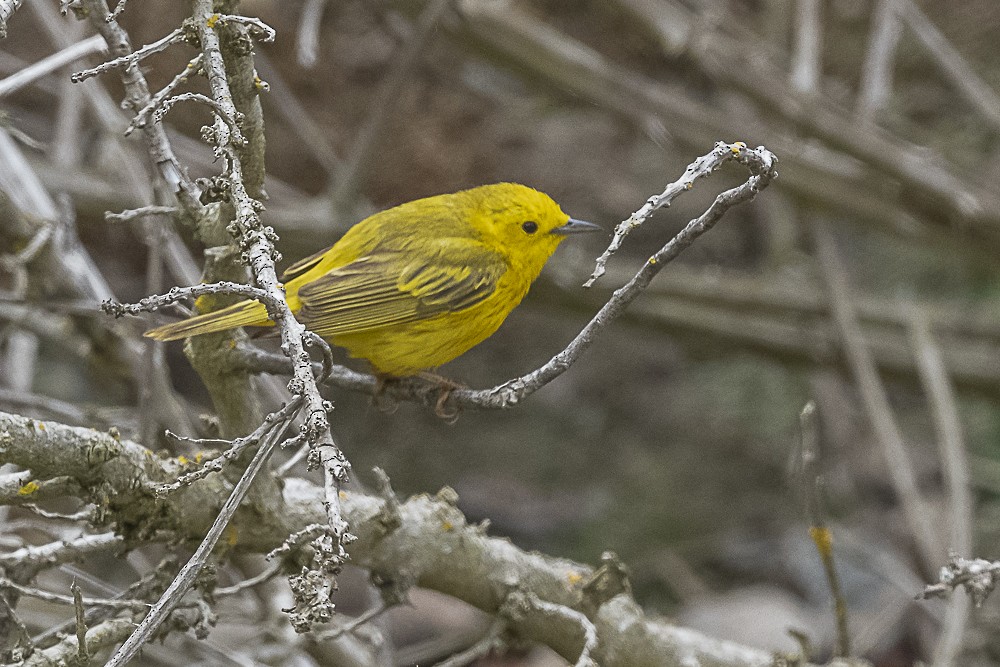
281,243,336,281
296,240,506,337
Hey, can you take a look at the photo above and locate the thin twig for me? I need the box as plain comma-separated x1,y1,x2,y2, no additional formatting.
233,143,778,413
793,401,851,656
126,54,203,135
71,580,89,664
314,603,394,641
105,205,178,223
790,0,822,92
296,0,328,67
103,419,289,667
0,577,149,612
77,0,202,210
102,281,277,320
328,0,452,208
105,0,128,22
157,397,303,494
431,621,506,667
152,91,246,146
214,562,281,597
921,556,1000,606
810,220,942,573
586,141,752,285
212,14,276,42
70,27,184,83
908,309,973,667
857,0,904,117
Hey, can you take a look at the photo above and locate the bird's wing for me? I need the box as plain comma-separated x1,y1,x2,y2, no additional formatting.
281,243,336,281
296,240,507,337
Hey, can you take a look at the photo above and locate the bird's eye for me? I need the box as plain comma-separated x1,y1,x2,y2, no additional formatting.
521,221,538,234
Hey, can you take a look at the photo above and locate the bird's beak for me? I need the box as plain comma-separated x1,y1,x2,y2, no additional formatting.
552,218,602,235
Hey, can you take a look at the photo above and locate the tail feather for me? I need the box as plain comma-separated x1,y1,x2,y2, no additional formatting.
144,299,272,341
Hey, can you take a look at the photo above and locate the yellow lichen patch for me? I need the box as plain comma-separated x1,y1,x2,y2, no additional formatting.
339,491,348,499
18,480,40,496
441,521,454,532
567,571,584,586
206,14,220,29
178,455,190,465
37,422,46,431
194,452,204,464
809,525,833,558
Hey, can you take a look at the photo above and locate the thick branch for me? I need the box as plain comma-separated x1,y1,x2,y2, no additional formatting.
0,410,809,667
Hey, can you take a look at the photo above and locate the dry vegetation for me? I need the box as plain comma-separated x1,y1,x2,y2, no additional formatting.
2,1,1000,666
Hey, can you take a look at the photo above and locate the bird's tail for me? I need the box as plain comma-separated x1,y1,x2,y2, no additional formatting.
144,299,272,341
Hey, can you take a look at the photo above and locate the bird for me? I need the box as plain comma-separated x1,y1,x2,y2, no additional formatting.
145,183,601,377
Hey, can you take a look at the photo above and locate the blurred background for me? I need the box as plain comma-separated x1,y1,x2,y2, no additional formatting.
2,0,1000,665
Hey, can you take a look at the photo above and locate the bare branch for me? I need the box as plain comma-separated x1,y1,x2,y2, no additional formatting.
901,0,1000,134
0,0,22,39
586,141,755,286
328,0,452,207
296,0,329,67
0,34,106,98
790,0,823,92
101,281,277,320
810,220,943,573
70,27,184,84
909,310,973,667
21,618,134,667
0,577,148,612
2,409,808,666
857,0,904,117
103,417,289,667
921,556,1000,607
126,55,203,135
77,0,202,211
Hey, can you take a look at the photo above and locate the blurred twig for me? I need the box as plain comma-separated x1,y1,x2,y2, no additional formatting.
900,0,1000,134
0,34,105,98
790,0,822,93
328,0,453,210
296,0,329,68
605,0,1000,240
857,0,904,118
794,401,851,657
810,220,942,574
909,309,973,667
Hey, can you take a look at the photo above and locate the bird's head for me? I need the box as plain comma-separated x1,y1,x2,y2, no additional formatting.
465,183,601,270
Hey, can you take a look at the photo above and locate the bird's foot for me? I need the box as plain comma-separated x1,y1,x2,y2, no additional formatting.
418,372,466,424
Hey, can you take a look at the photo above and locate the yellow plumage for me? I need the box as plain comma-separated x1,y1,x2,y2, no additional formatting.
145,183,599,376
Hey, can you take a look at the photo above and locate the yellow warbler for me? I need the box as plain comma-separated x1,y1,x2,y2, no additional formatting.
145,183,600,376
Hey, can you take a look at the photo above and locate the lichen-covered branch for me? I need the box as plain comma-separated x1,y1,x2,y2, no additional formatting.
0,410,810,667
